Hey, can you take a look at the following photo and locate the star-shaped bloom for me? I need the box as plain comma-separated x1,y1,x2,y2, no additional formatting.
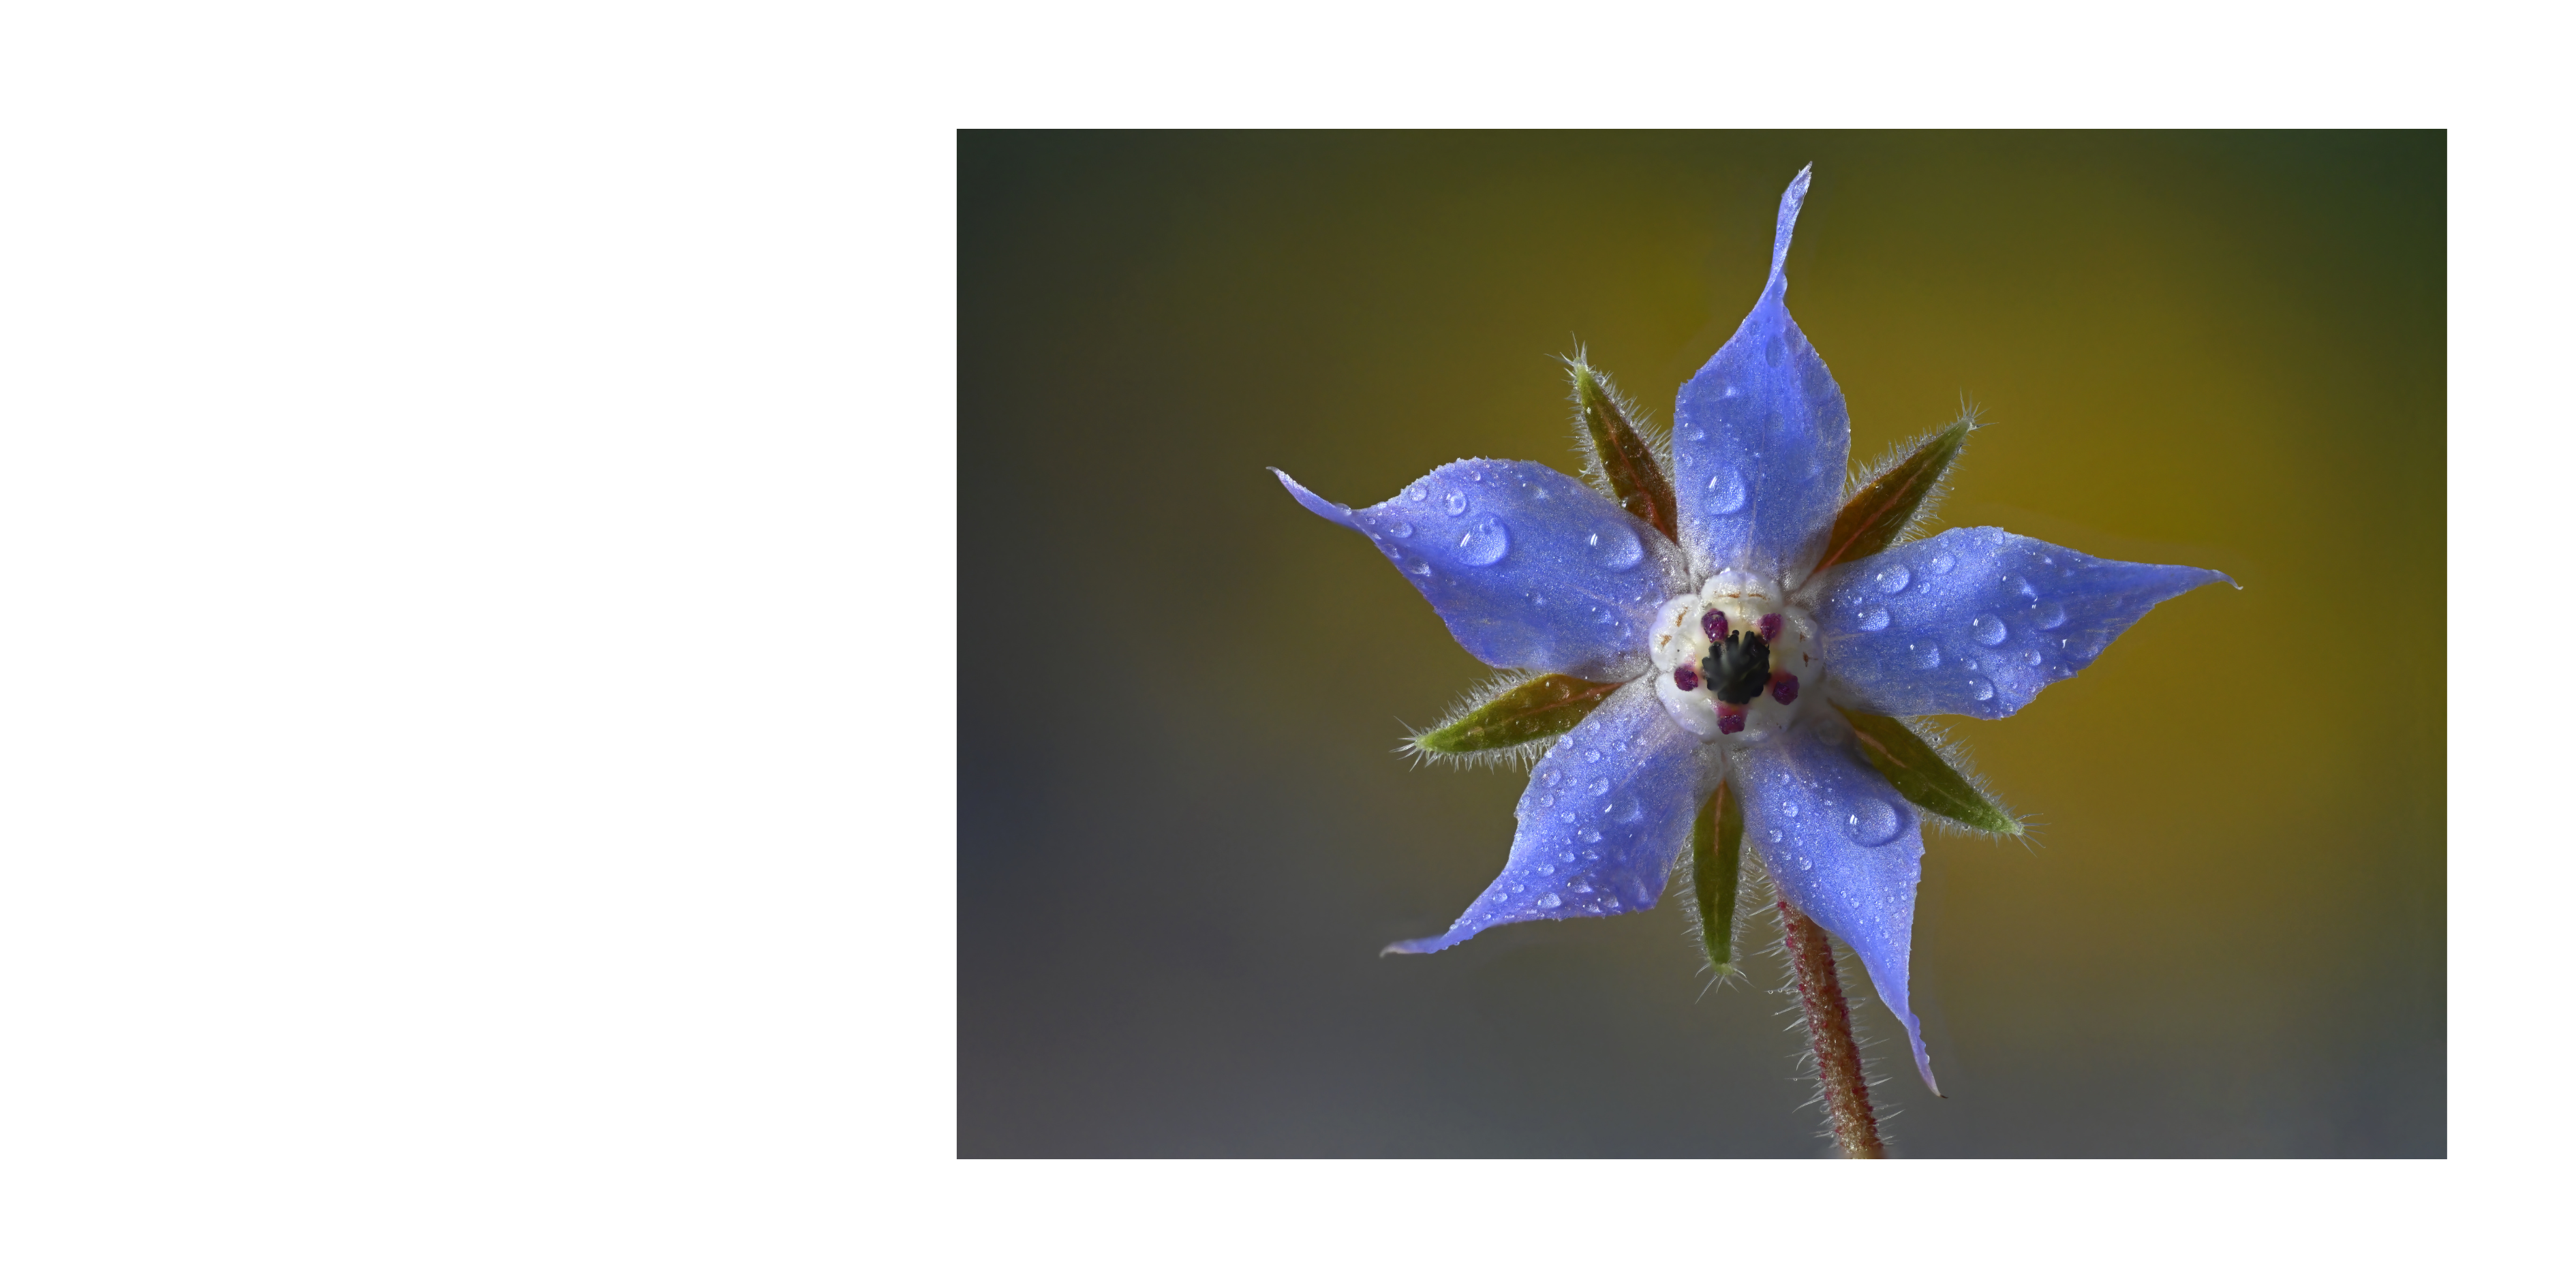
1273,168,2229,1093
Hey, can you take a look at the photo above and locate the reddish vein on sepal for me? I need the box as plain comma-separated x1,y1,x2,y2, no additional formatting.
1811,415,1974,575
1569,361,1678,542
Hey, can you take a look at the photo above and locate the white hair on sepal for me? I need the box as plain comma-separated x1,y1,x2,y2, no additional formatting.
1393,669,1561,772
1897,712,2037,844
1841,398,1987,547
1555,343,1674,503
1677,831,1754,996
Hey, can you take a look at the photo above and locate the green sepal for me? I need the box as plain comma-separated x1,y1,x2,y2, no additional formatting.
1813,412,1976,574
1691,781,1746,976
1409,673,1621,758
1566,358,1678,542
1835,705,2023,835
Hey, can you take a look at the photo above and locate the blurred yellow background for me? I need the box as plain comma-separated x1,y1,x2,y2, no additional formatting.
959,132,2442,1156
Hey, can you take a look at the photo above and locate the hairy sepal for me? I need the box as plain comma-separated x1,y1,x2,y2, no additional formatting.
1405,671,1622,768
1690,781,1746,978
1564,353,1678,542
1834,705,2023,835
1813,410,1978,574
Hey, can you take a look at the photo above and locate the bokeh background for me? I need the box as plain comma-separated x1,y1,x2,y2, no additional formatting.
957,132,2442,1157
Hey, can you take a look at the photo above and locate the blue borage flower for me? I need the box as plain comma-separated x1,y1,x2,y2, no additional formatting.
1274,168,2229,1094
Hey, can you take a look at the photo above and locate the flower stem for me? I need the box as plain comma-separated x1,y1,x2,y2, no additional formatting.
1778,900,1885,1159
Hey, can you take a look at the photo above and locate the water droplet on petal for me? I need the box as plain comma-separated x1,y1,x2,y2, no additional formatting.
1908,642,1942,670
1587,525,1645,570
2034,602,2067,629
1764,332,1786,367
1843,798,1901,846
1409,487,1429,502
1796,855,1812,871
1875,565,1910,594
1705,467,1747,514
1968,677,1995,701
1972,615,2007,645
1856,605,1890,632
1583,749,1601,763
1443,491,1467,516
1456,515,1509,566
1591,778,1610,797
1579,828,1602,843
1388,519,1413,538
1782,802,1799,818
1927,551,1957,576
1407,562,1431,577
1537,892,1563,909
1767,829,1783,844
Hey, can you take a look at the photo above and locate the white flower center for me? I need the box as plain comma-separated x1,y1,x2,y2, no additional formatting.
1648,570,1826,745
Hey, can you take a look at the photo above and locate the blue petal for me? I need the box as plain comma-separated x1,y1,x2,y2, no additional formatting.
1272,461,1690,682
1813,527,2234,720
1386,679,1718,954
1734,718,1937,1093
1671,166,1850,582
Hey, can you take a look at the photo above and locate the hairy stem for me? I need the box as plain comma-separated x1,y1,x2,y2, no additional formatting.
1778,900,1885,1159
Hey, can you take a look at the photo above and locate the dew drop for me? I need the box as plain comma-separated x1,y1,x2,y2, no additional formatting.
1579,828,1602,843
1443,491,1467,516
1843,797,1901,846
1972,615,2007,646
1704,467,1747,515
1767,829,1783,844
1603,895,1621,910
1856,605,1890,632
1874,565,1910,594
1907,641,1942,670
1408,486,1429,502
1456,515,1509,566
1764,333,1786,367
1407,562,1432,577
1796,855,1813,871
1782,802,1800,819
1538,863,1556,875
1927,551,1957,576
1388,519,1413,538
1583,749,1601,763
2023,649,2042,666
1587,525,1645,570
1537,892,1563,909
1591,778,1610,797
1969,677,1995,701
2033,601,2067,629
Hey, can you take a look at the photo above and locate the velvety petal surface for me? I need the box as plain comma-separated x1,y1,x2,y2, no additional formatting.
1274,461,1690,682
1734,718,1936,1092
1671,167,1851,582
1387,679,1718,955
1812,527,2233,720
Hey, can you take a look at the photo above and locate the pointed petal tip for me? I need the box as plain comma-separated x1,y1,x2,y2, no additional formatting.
1770,165,1813,280
1380,934,1451,957
1270,467,1357,527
